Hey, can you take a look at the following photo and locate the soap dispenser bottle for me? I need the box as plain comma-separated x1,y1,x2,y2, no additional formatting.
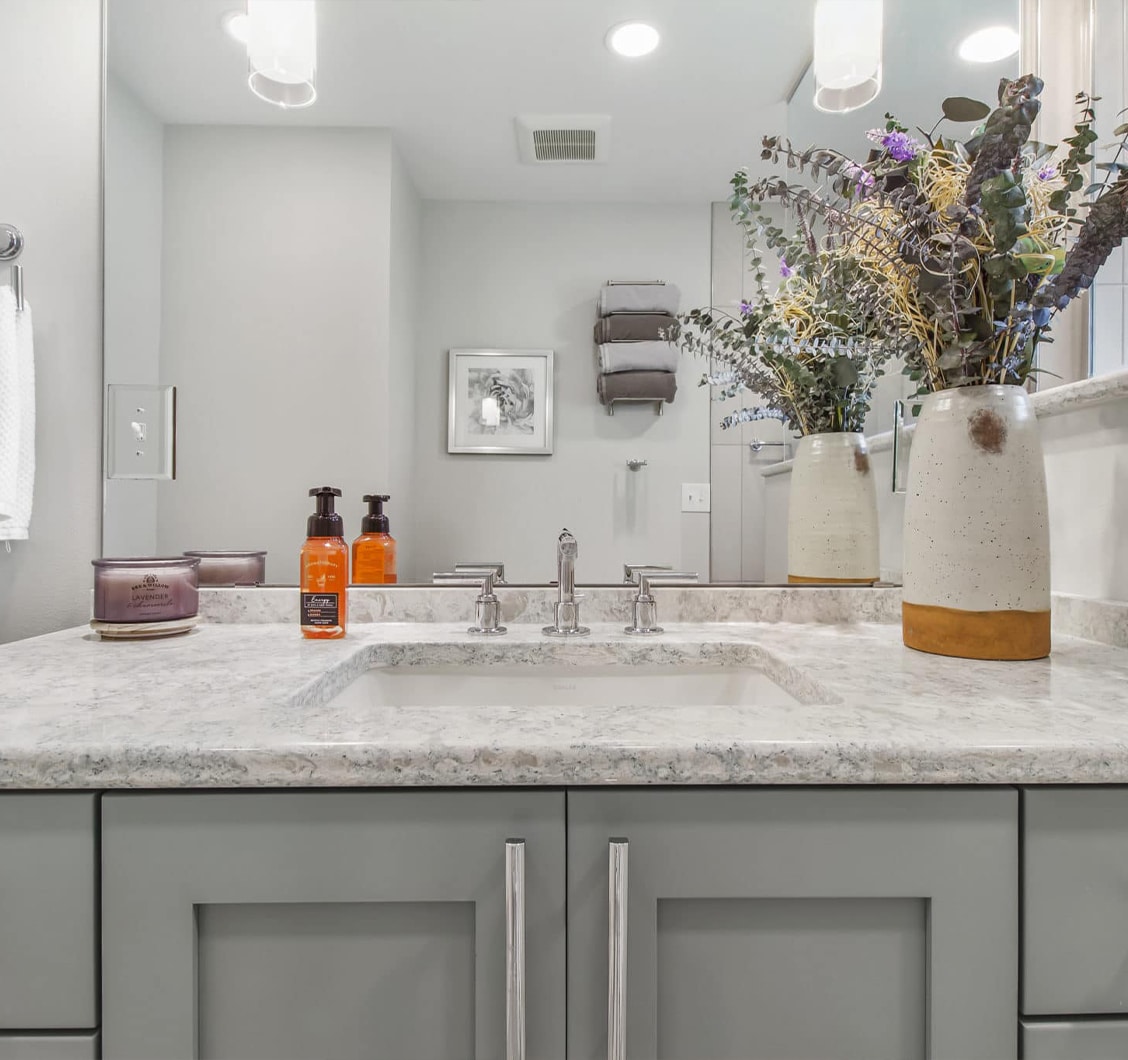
300,486,348,639
352,494,397,585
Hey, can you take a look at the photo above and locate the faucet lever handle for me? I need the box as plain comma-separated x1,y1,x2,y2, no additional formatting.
468,572,506,637
625,576,663,636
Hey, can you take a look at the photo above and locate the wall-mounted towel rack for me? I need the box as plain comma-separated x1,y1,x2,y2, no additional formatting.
607,398,665,417
0,223,24,311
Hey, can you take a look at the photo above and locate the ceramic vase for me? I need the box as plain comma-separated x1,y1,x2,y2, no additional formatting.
902,384,1050,660
788,432,880,585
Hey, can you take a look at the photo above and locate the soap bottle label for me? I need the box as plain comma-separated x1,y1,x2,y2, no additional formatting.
301,593,339,627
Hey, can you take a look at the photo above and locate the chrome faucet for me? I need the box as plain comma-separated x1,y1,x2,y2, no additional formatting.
543,528,590,637
624,570,699,636
467,571,507,637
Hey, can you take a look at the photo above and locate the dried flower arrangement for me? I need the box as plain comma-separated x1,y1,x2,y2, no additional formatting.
678,75,1128,429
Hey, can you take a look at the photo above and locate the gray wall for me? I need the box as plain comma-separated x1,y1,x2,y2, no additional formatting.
412,201,711,585
103,74,163,558
154,126,397,584
388,148,422,578
1090,0,1128,378
0,0,103,644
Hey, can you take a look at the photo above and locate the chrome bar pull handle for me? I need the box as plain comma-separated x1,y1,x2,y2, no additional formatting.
506,839,526,1060
608,838,629,1060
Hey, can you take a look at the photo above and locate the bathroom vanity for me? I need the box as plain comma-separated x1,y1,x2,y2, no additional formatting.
2,589,1128,1060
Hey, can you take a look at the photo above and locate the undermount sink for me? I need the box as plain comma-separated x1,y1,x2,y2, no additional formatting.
327,662,802,709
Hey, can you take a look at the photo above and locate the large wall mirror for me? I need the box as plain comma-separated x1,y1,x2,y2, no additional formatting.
104,0,1051,585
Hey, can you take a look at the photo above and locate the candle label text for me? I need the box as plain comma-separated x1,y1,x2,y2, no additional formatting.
130,574,175,615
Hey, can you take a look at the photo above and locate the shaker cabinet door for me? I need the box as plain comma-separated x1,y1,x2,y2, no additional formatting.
0,794,97,1030
1023,788,1128,1014
567,789,1017,1060
102,791,566,1060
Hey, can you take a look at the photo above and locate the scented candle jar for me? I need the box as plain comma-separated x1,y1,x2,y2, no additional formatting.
92,558,200,623
183,550,267,586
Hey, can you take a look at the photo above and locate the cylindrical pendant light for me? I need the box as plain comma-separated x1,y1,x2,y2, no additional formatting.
813,0,883,114
246,0,317,109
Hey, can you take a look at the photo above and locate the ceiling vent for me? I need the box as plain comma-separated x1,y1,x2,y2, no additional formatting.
515,115,611,164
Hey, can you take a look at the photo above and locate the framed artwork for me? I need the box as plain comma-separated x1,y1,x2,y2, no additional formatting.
447,348,554,455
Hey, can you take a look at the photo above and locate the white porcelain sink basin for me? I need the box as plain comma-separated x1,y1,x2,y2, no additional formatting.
329,663,801,709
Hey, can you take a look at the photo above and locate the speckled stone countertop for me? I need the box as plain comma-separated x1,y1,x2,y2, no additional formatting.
2,617,1127,789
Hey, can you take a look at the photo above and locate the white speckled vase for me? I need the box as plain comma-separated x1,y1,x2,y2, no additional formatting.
787,432,879,585
902,385,1050,660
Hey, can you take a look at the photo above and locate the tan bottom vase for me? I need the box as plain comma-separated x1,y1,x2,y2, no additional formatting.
787,432,879,585
902,385,1050,660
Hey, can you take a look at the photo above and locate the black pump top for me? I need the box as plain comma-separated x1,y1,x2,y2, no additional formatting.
307,486,344,538
362,494,391,534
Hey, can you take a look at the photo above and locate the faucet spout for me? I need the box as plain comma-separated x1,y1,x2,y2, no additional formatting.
544,528,590,637
557,528,578,603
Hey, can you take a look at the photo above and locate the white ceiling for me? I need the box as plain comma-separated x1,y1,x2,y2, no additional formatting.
108,0,1020,203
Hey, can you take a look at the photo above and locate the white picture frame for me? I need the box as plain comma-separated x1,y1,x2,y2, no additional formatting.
447,348,554,455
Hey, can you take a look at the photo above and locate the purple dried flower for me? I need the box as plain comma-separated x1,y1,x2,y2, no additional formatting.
1036,163,1058,181
739,300,754,316
866,128,922,163
779,259,793,279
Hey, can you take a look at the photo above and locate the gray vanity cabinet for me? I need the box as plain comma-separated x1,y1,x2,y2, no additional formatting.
1023,788,1128,1015
567,789,1017,1060
0,1036,99,1060
0,794,97,1030
101,791,566,1060
1021,1019,1128,1059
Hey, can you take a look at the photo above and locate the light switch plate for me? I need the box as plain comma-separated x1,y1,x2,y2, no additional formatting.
106,384,176,480
681,482,710,513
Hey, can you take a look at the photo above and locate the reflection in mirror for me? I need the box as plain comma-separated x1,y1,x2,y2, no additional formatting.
104,0,1022,585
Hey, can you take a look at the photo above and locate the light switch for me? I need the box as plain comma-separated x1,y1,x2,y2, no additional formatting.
681,482,711,513
107,384,176,480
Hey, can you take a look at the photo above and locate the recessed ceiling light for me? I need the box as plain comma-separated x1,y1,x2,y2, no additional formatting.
958,25,1020,63
606,22,660,59
222,11,250,45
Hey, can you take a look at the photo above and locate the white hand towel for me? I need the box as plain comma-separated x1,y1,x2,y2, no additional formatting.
597,340,680,374
0,288,35,540
599,282,681,316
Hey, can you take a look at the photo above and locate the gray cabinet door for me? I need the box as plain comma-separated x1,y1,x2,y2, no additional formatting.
102,791,566,1060
1022,1019,1128,1059
0,1035,98,1060
1024,788,1128,1015
0,795,97,1029
568,789,1017,1060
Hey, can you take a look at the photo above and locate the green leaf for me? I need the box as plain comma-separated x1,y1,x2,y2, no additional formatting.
1114,122,1128,136
942,96,992,123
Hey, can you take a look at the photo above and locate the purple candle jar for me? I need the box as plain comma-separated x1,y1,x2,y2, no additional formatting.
183,550,267,586
92,557,200,623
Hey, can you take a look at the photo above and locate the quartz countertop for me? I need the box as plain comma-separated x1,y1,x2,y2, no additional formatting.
2,619,1128,788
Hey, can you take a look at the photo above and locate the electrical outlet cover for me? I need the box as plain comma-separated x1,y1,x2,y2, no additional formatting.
681,482,711,513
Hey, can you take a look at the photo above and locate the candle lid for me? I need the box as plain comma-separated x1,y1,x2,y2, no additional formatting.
183,551,267,559
92,557,201,569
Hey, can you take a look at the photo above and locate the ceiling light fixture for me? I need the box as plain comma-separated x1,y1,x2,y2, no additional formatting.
606,22,660,59
221,11,249,45
246,0,318,109
813,0,884,114
958,25,1021,64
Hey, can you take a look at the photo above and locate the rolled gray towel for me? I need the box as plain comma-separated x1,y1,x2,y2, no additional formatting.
597,341,679,374
599,283,681,316
594,314,677,343
597,371,678,405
